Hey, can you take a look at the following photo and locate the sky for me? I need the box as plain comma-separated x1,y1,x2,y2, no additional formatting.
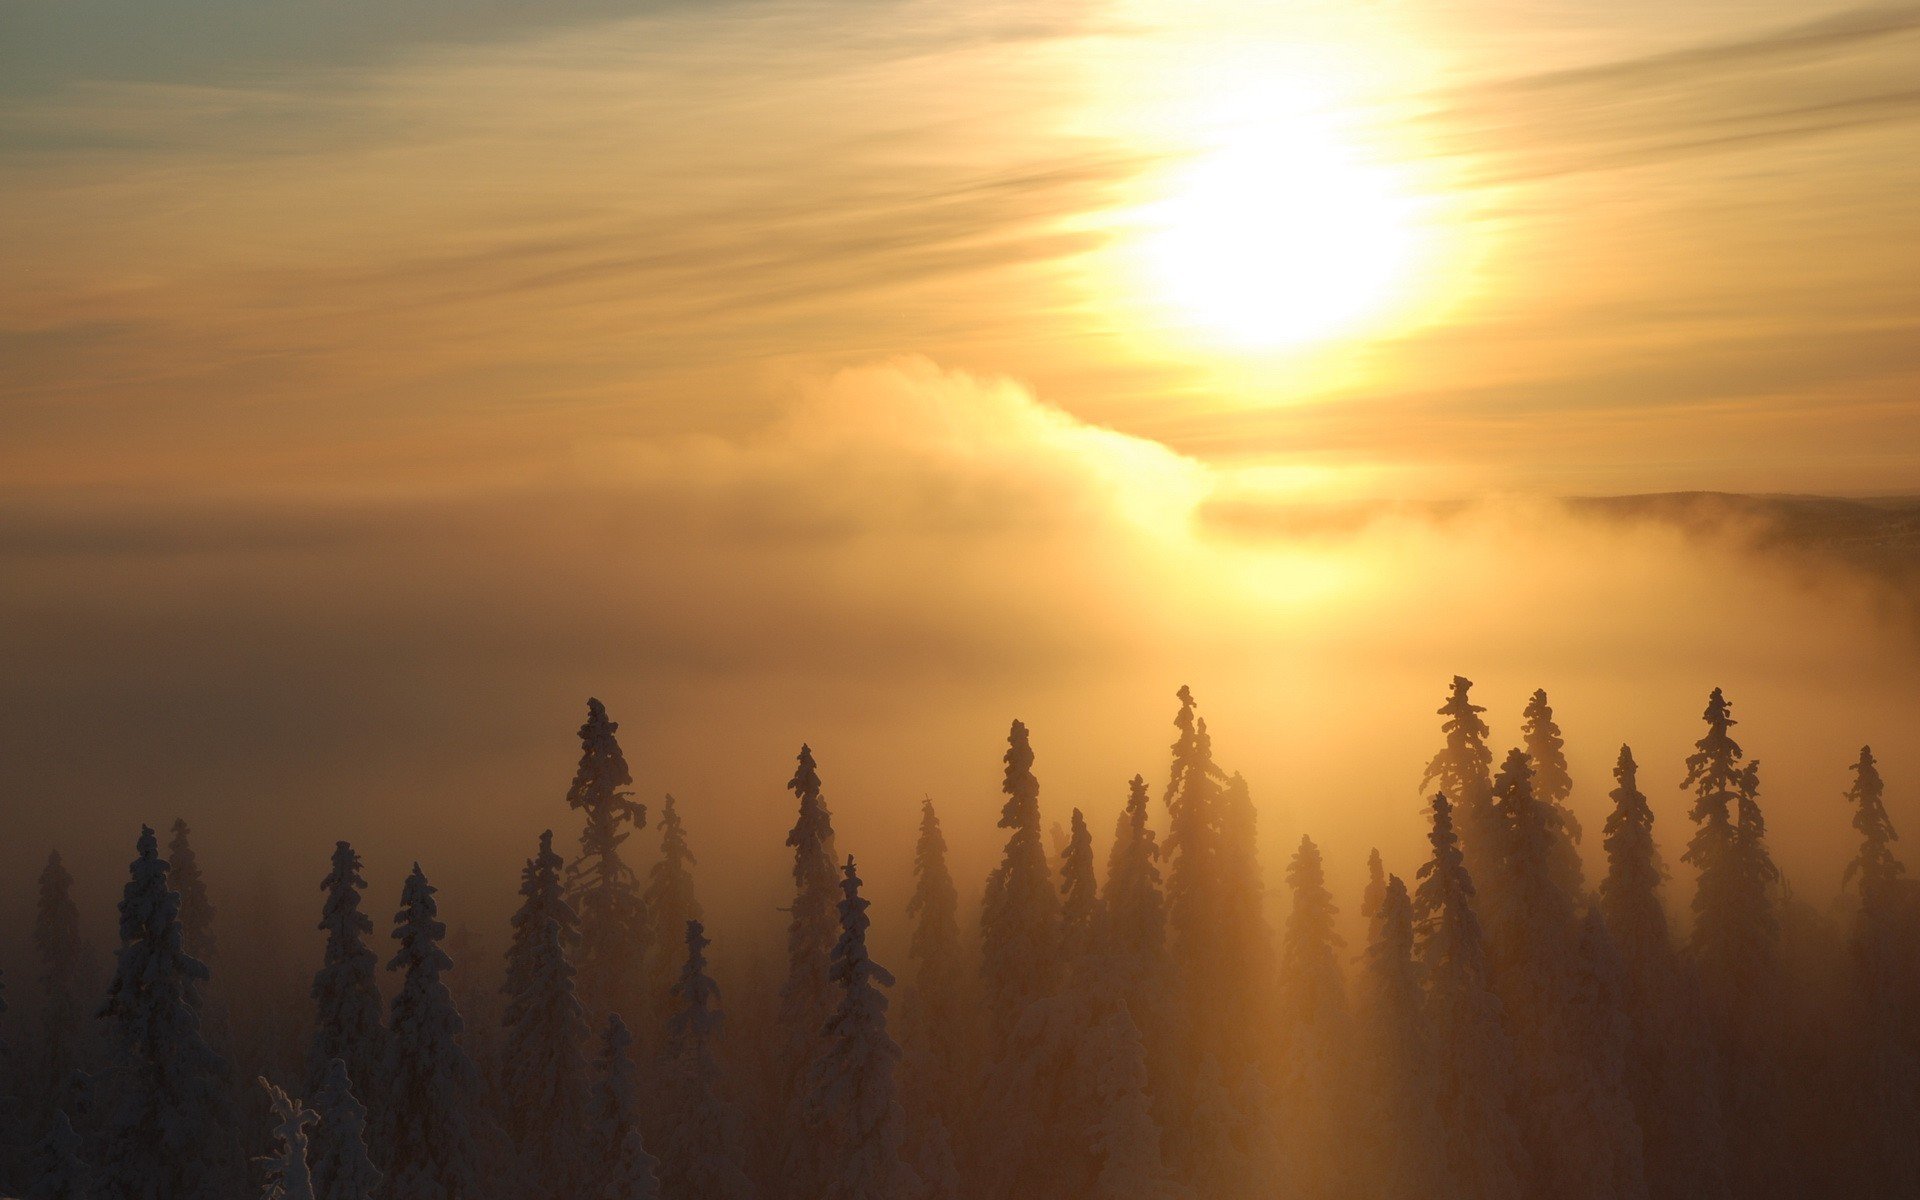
2,0,1918,954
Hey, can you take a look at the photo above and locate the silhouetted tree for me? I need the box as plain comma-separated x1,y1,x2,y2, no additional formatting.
642,795,701,1041
34,850,88,1122
1422,677,1497,896
1600,746,1729,1200
807,857,918,1200
899,799,966,1121
95,825,239,1200
587,1016,659,1200
1521,689,1585,898
501,832,589,1200
565,699,648,1022
1275,835,1352,1200
979,719,1059,1044
24,1111,91,1200
1361,848,1387,946
1356,876,1452,1200
776,743,840,1197
309,842,387,1099
168,820,217,970
659,922,755,1200
311,1060,381,1200
379,864,481,1200
1084,1008,1185,1200
1412,793,1526,1200
259,1080,317,1200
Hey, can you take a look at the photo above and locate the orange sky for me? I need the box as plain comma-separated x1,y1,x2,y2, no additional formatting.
2,1,1917,945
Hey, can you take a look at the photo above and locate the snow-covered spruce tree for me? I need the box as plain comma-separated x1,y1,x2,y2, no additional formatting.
95,824,240,1200
1683,689,1780,1018
979,719,1059,1045
564,698,649,1023
168,819,217,969
659,921,756,1200
1521,689,1586,898
898,798,967,1121
1105,775,1171,988
1488,749,1647,1200
259,1079,318,1200
1182,1055,1280,1200
1423,677,1499,905
1356,875,1453,1200
1411,792,1526,1200
1599,746,1729,1200
500,837,590,1200
1216,770,1275,1042
806,857,919,1200
776,743,841,1196
378,864,482,1200
587,1016,659,1200
1162,687,1222,988
1361,849,1387,946
34,850,89,1119
1059,808,1101,963
642,795,702,1045
1084,1007,1185,1200
311,1059,381,1200
907,1114,961,1200
309,841,387,1099
1275,835,1354,1200
1842,745,1920,1193
26,1110,92,1200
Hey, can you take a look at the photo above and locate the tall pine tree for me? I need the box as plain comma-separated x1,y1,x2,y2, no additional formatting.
311,1059,381,1200
642,795,702,1044
564,699,648,1022
806,857,918,1200
899,798,967,1122
95,825,239,1200
1520,689,1586,898
659,922,756,1200
309,841,387,1098
587,1016,660,1200
1355,875,1453,1200
167,819,217,970
1412,793,1526,1200
34,850,88,1122
500,831,590,1200
776,744,840,1197
978,720,1059,1045
379,864,482,1200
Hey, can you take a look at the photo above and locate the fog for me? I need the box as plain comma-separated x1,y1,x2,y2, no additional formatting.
2,358,1914,976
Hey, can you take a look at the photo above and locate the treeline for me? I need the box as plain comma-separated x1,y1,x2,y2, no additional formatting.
2,682,1917,1200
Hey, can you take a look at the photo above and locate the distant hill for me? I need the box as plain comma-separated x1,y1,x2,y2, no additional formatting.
1571,492,1920,577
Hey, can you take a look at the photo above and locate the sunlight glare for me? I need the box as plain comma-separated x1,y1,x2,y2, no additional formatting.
1139,102,1425,351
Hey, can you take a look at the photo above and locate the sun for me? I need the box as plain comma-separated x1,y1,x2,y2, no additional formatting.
1137,109,1426,351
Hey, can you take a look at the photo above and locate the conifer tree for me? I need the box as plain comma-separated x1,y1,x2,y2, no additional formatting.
1841,746,1919,1192
1059,808,1101,962
168,819,217,969
979,719,1059,1044
1215,770,1274,1037
776,743,841,1196
565,699,649,1021
899,798,966,1118
907,1116,962,1200
1275,835,1352,1200
309,841,387,1098
587,1016,659,1200
259,1079,318,1200
1084,1008,1185,1200
1599,746,1729,1200
311,1059,381,1200
500,829,590,1200
779,746,840,1059
642,795,702,1039
1356,876,1453,1200
25,1111,92,1200
95,825,239,1200
1162,687,1222,985
1422,676,1497,888
806,857,919,1200
1105,775,1170,980
1683,688,1780,1017
659,922,756,1200
1361,849,1387,946
1521,689,1585,897
379,864,481,1200
34,850,88,1117
1488,750,1647,1200
1411,793,1526,1200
